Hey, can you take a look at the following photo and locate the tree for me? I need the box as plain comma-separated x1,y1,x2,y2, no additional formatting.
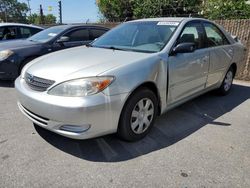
27,13,57,25
202,0,250,19
132,0,202,18
0,0,29,23
96,0,250,21
96,0,203,22
44,14,57,24
27,13,39,24
96,0,133,22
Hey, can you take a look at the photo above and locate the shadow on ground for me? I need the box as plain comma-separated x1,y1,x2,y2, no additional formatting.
0,81,14,88
35,84,250,162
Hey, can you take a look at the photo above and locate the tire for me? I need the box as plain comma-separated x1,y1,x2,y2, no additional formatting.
217,67,234,96
117,87,158,142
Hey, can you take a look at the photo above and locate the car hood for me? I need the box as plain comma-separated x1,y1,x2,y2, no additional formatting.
25,46,152,82
0,39,40,51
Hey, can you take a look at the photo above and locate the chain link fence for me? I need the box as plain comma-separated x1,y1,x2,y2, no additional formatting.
215,19,250,80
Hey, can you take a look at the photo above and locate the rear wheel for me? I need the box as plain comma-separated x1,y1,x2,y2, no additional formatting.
118,88,158,142
217,67,234,95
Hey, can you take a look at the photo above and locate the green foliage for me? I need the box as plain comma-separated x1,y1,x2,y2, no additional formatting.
132,0,202,18
96,0,133,22
44,14,57,24
0,0,29,23
96,0,250,21
202,0,250,19
27,13,39,24
96,0,203,21
27,13,57,25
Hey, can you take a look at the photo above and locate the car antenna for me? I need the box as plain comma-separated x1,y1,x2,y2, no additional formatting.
123,17,128,22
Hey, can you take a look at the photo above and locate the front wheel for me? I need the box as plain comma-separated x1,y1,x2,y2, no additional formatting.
217,67,234,95
118,88,158,142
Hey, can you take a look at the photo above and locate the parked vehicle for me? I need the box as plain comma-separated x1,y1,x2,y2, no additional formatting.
0,23,43,42
0,24,108,79
15,18,246,141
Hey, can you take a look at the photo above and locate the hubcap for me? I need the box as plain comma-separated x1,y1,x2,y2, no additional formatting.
130,98,154,134
224,71,233,91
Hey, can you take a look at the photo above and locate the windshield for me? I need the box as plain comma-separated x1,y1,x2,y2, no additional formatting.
92,21,179,53
28,27,66,43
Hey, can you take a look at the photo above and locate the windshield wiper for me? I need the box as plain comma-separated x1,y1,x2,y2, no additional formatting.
86,44,154,53
101,46,129,51
89,45,125,51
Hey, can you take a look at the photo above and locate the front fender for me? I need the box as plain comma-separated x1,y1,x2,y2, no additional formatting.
100,53,169,114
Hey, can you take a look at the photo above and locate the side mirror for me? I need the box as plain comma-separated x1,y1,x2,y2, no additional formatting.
171,42,196,55
232,35,239,42
57,36,69,43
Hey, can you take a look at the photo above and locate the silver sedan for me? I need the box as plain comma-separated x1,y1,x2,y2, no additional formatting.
15,18,246,141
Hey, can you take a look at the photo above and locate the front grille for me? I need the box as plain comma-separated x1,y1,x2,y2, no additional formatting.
25,73,55,91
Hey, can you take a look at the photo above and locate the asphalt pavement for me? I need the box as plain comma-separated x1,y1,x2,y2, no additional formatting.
0,80,249,188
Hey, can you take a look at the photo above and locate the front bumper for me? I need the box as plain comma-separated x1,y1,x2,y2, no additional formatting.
15,77,128,139
0,57,19,80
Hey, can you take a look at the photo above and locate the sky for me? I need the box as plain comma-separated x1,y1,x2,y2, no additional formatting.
19,0,100,23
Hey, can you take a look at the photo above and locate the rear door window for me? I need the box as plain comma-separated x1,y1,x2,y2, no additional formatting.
64,29,90,42
203,22,229,47
30,28,42,35
20,27,33,38
90,29,107,40
1,27,18,40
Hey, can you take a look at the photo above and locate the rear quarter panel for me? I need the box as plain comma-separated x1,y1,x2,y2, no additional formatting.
231,42,247,76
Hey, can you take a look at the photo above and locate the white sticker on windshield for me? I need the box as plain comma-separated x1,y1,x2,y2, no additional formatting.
48,33,57,37
157,22,179,26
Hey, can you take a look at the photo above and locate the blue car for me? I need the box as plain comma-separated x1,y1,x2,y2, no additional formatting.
0,24,108,80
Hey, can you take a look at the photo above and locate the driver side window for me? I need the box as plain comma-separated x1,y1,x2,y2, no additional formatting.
177,23,203,49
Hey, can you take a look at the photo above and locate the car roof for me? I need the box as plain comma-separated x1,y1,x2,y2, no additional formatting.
129,17,208,23
48,24,109,30
0,23,43,29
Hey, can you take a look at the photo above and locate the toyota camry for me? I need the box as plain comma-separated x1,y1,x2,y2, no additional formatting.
15,18,246,141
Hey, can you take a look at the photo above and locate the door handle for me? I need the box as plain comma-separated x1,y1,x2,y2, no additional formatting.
202,56,209,62
227,49,234,56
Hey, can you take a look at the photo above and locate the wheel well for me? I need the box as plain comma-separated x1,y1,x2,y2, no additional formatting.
230,63,237,77
19,56,38,74
129,82,161,115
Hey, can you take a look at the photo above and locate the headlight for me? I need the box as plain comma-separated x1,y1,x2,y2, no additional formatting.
0,50,14,61
48,76,115,97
